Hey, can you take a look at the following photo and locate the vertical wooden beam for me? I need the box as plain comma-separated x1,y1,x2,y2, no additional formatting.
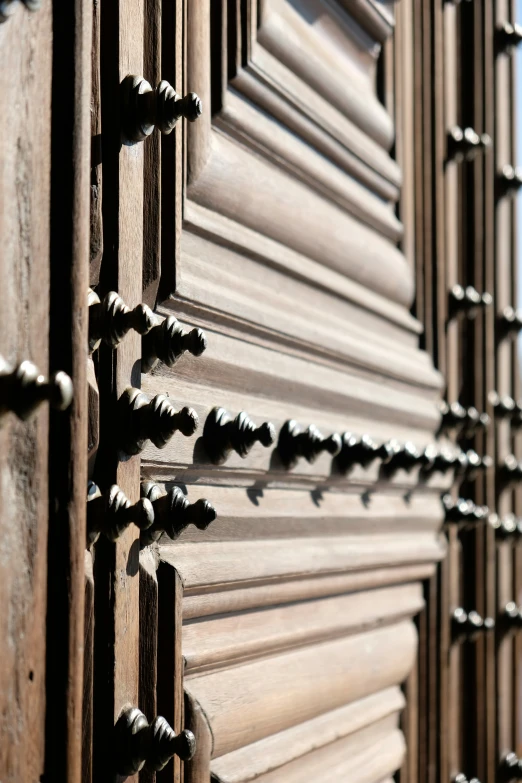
46,0,91,779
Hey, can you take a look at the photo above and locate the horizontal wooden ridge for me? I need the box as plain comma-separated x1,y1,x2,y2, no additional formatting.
184,620,416,757
188,133,413,308
182,563,437,620
154,485,445,545
210,688,405,781
251,726,406,783
259,0,394,149
182,582,423,673
160,534,445,592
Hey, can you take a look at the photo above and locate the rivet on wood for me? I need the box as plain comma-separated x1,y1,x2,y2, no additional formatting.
117,388,198,456
204,407,276,464
86,482,154,545
141,315,207,372
114,707,196,776
496,22,522,54
88,288,155,351
277,419,341,468
336,433,380,472
449,285,492,318
140,482,217,544
120,75,202,144
498,306,522,337
0,354,73,421
497,165,522,198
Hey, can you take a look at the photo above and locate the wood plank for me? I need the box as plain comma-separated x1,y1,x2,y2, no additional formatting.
188,134,413,307
153,485,444,545
82,552,94,783
0,3,53,780
46,0,92,779
258,0,394,148
139,548,159,783
183,583,424,672
184,620,417,757
162,536,445,592
249,727,406,783
157,565,184,783
210,688,405,783
183,563,436,620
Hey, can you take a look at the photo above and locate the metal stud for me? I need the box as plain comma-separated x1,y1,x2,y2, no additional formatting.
121,75,202,144
0,354,73,421
452,607,494,642
449,285,492,318
117,387,198,456
455,449,493,481
382,441,421,474
500,602,522,634
497,165,522,198
447,126,491,163
496,22,522,54
500,752,522,782
336,433,380,472
498,306,522,337
204,407,276,465
140,482,217,544
87,481,154,545
114,707,196,776
141,315,207,372
0,0,40,23
88,288,155,351
498,454,522,487
277,419,341,468
489,512,520,539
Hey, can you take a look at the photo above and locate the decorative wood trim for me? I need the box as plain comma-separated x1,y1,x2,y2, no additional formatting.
184,620,416,757
182,563,437,620
182,583,424,673
161,535,446,593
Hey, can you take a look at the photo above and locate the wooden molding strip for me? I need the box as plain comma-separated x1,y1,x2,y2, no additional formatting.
160,535,446,591
175,234,440,391
259,0,394,149
336,0,395,43
211,694,404,781
252,727,406,783
153,484,444,545
184,620,416,757
182,564,437,620
182,583,424,673
215,90,402,242
187,133,413,308
232,66,399,201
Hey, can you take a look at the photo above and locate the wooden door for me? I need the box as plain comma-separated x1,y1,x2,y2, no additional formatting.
3,1,521,782
0,0,90,781
82,0,447,780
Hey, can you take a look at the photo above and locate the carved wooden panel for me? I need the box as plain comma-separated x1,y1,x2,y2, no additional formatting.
140,1,447,781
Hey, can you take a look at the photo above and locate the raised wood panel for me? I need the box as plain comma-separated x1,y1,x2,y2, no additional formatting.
183,563,436,621
168,4,446,783
188,133,412,307
215,91,402,242
183,583,424,673
154,485,444,544
161,536,445,593
258,0,394,149
184,620,416,757
210,688,404,782
249,726,405,783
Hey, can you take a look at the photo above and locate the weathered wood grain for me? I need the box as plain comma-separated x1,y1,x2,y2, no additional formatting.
0,4,53,780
